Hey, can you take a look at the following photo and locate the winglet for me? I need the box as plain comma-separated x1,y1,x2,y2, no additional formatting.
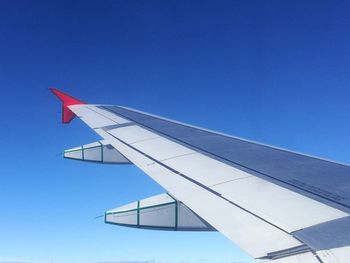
50,88,86,124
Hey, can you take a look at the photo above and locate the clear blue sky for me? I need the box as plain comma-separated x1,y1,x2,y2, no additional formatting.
1,1,350,263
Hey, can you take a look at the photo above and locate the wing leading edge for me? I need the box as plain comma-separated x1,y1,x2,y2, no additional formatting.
51,89,350,263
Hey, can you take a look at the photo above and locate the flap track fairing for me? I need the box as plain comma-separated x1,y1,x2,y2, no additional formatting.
64,140,131,164
105,193,215,231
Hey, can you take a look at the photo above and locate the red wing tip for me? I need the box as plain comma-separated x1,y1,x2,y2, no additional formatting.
50,87,86,124
49,87,86,105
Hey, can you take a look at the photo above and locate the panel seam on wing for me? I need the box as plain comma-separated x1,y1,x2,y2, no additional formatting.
158,152,197,162
208,176,254,188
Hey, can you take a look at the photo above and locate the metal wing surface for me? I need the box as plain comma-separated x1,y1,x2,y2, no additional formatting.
52,89,350,263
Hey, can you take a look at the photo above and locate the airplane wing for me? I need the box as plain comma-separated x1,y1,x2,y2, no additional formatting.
51,88,350,263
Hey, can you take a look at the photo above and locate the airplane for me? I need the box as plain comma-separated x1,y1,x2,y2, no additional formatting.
51,88,350,263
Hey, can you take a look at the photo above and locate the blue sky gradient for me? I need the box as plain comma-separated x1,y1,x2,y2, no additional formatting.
1,1,350,262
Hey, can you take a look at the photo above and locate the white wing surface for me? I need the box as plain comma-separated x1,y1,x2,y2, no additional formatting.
51,89,350,263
